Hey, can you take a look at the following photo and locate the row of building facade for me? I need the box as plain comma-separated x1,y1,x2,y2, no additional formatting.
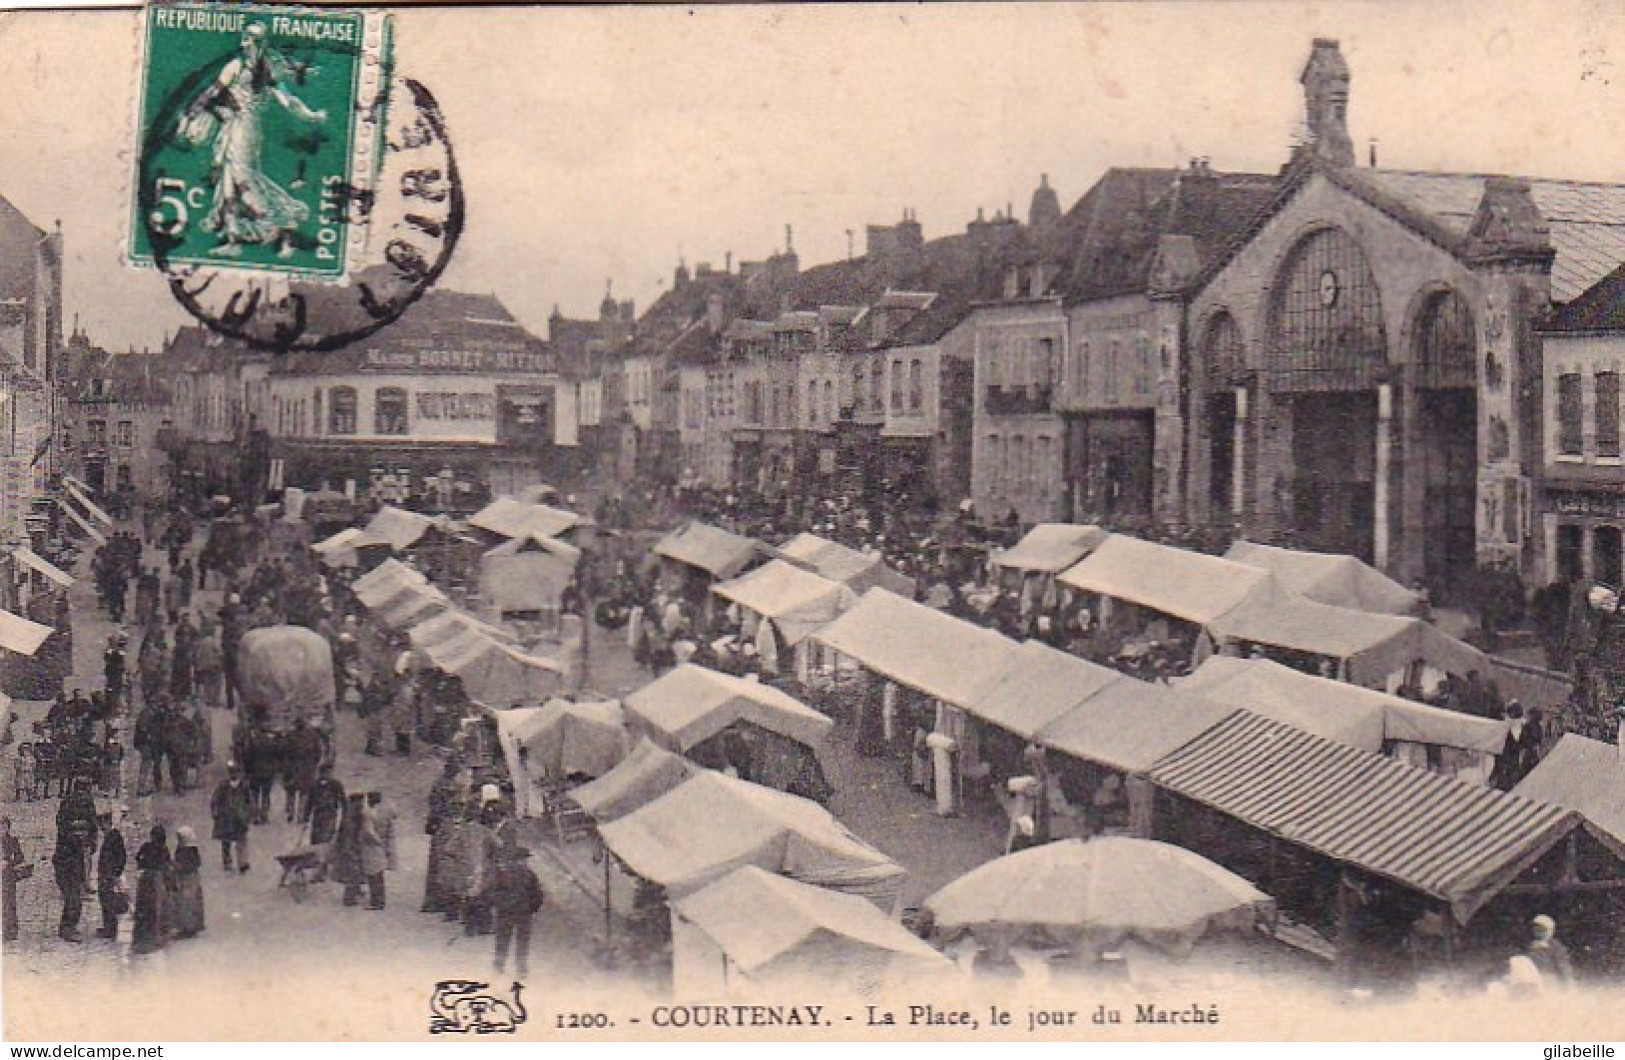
33,39,1625,600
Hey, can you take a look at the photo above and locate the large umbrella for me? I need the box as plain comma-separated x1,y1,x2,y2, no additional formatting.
923,837,1274,956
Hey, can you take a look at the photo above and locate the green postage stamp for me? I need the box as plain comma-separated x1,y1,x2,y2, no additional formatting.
130,3,390,278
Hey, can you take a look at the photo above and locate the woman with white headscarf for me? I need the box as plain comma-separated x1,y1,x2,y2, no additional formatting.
171,827,206,939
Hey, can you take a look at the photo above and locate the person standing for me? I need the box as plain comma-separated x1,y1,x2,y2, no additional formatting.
1527,914,1576,985
490,843,544,979
283,715,323,823
2,817,27,942
389,676,417,757
210,763,253,874
193,625,223,712
52,812,91,943
131,825,171,955
170,827,205,938
103,635,128,715
95,808,128,940
307,763,346,846
331,794,385,910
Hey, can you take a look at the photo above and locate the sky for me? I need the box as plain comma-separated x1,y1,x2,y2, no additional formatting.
0,0,1621,352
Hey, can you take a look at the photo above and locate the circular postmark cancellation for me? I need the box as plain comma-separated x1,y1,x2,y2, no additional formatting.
132,4,462,352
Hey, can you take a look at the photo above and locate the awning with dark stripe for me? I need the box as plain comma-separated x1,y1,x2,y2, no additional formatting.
1148,711,1583,923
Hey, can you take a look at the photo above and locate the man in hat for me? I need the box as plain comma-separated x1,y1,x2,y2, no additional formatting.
103,634,128,715
1526,914,1575,984
210,762,254,874
490,840,544,979
96,806,128,939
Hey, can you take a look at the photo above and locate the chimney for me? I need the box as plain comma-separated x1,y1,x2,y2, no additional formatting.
1369,138,1379,168
725,251,732,274
706,293,725,332
1300,38,1355,167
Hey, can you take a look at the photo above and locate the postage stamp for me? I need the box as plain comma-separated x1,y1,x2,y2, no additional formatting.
128,3,379,278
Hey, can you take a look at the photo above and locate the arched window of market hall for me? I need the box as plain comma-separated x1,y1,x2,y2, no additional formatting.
1267,226,1387,389
1414,288,1476,389
1202,312,1246,389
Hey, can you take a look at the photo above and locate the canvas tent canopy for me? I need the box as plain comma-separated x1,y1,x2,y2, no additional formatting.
655,522,759,580
408,609,516,651
375,583,449,630
311,527,364,568
994,524,1110,575
1035,678,1235,776
1513,734,1625,848
1180,656,1509,756
480,533,579,614
1224,540,1423,616
1148,711,1597,923
597,772,905,902
810,588,1017,710
351,506,438,551
1204,578,1485,686
569,737,702,824
12,547,72,589
0,608,52,656
470,496,581,542
1057,535,1271,627
352,559,430,608
625,664,833,752
493,699,628,818
671,866,950,998
422,630,564,708
713,560,854,646
60,498,107,545
777,533,916,598
965,640,1123,740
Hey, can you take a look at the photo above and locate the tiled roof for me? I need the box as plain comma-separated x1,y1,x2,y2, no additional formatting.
0,192,46,305
1354,170,1625,303
1060,167,1278,303
1542,261,1625,332
273,289,546,375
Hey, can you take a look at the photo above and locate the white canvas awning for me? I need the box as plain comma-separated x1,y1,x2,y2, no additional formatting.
59,498,106,545
1058,535,1270,626
64,481,113,526
0,607,52,656
12,547,73,588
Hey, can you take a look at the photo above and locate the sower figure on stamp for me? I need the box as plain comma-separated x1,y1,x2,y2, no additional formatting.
175,22,327,260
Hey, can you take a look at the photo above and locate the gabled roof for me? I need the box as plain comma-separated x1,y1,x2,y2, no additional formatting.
1359,169,1625,302
1543,262,1625,333
1059,167,1278,304
1194,158,1625,304
273,290,549,375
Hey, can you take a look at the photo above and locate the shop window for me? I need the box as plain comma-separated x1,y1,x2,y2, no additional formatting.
329,387,357,435
375,387,409,435
1598,526,1624,589
1556,524,1583,581
909,359,924,411
891,360,905,412
1557,373,1583,456
1597,372,1621,458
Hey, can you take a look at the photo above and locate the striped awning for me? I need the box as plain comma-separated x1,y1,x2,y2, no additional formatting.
1148,712,1583,923
59,498,107,545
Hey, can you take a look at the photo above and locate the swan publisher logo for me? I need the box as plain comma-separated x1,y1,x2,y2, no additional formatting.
428,980,529,1034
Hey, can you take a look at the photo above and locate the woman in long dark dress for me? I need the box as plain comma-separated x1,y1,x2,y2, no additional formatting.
132,825,172,954
171,827,205,938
